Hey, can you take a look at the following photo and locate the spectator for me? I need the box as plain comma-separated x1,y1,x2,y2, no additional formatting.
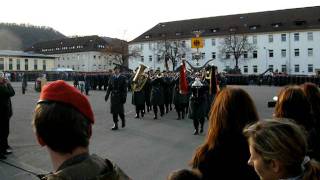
301,82,320,128
167,169,202,180
243,119,320,180
0,73,15,159
32,80,129,179
274,85,320,161
190,87,259,180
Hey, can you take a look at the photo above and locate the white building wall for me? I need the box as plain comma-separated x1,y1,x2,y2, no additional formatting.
54,51,121,72
129,29,320,75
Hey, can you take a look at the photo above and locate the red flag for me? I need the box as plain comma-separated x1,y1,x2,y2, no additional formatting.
179,60,188,94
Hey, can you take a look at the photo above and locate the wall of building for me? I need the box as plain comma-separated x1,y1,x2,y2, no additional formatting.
129,30,320,75
54,51,121,72
0,56,55,71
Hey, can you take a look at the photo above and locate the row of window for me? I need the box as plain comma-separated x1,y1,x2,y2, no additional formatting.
41,44,105,52
57,64,111,70
241,64,314,73
141,47,316,62
140,32,315,50
58,54,114,61
268,32,313,43
0,58,46,71
268,48,314,57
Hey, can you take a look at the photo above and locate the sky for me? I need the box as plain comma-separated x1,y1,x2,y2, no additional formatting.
0,0,319,41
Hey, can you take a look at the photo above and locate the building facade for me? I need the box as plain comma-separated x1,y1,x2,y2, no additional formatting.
27,35,123,72
0,50,55,71
129,6,320,75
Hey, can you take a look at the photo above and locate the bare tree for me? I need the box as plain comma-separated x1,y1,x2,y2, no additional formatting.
103,40,141,66
153,40,191,71
219,33,256,73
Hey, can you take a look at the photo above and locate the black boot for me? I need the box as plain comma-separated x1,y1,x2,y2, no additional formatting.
135,113,140,119
0,153,6,160
121,119,126,128
177,112,181,120
182,111,185,119
111,123,118,130
141,111,144,118
200,124,204,133
193,129,199,135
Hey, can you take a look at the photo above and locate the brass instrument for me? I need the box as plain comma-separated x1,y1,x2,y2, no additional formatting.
132,64,148,92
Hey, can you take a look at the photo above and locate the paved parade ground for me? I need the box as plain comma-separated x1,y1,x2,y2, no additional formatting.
0,82,280,180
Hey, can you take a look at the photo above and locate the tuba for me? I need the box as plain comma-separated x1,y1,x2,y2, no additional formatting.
132,63,148,92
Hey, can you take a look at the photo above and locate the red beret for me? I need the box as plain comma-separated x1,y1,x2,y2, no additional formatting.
38,80,94,124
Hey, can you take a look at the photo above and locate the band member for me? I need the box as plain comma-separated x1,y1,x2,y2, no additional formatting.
105,66,127,130
131,65,148,118
173,76,189,120
189,73,209,135
144,75,152,112
163,71,172,113
150,71,165,119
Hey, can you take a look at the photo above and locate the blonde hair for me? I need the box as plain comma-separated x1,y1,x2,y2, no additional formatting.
243,119,320,180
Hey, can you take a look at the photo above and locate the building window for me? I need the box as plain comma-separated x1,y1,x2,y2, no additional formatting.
149,43,152,50
243,66,248,73
253,51,257,58
281,34,286,42
225,52,230,59
17,59,20,70
252,36,257,44
243,51,248,59
0,58,4,70
93,55,96,59
269,50,273,57
294,49,299,57
308,48,313,56
212,52,216,59
211,38,216,46
268,35,273,43
43,60,46,70
294,33,299,41
141,56,144,62
157,55,161,62
140,44,144,50
253,65,258,73
149,55,152,62
281,49,286,58
268,65,274,72
9,58,13,70
294,64,299,72
225,66,230,71
201,53,205,59
281,65,287,73
182,41,186,47
25,59,28,70
307,32,313,41
34,59,38,70
308,64,313,73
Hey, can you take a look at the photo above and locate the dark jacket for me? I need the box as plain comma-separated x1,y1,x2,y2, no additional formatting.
193,134,259,180
0,82,15,118
188,81,208,120
150,77,165,106
105,75,127,114
42,154,130,180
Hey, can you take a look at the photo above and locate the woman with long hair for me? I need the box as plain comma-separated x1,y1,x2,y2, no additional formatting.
190,87,259,180
244,119,320,180
274,85,320,161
